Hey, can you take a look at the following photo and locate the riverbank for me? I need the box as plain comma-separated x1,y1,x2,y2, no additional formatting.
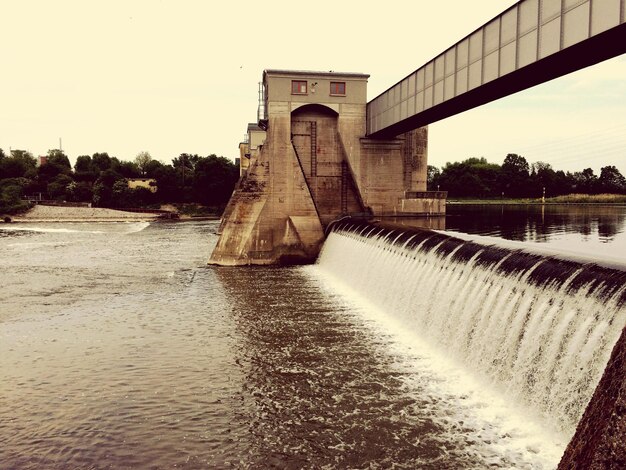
448,193,626,205
9,205,162,222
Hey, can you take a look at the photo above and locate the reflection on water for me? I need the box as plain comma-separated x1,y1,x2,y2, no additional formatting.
445,204,626,260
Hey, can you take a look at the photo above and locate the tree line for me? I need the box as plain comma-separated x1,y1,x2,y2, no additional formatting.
0,148,239,214
428,154,626,198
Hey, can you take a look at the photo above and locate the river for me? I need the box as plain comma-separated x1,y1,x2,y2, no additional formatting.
1,205,625,469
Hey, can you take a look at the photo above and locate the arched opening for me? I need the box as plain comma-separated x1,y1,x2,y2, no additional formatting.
290,103,364,225
291,103,339,118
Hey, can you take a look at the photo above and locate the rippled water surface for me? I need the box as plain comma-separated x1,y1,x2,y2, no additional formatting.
2,213,613,468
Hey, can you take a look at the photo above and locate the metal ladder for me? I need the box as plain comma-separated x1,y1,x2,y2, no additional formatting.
310,122,317,177
341,161,348,214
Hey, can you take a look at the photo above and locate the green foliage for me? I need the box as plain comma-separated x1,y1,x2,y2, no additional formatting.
0,146,239,211
66,181,93,202
0,150,37,179
427,165,441,190
74,155,99,182
436,154,625,199
438,158,501,198
134,151,152,176
46,174,74,200
0,178,31,213
144,159,163,177
47,149,71,170
117,161,141,178
92,152,112,172
598,166,626,193
192,155,239,206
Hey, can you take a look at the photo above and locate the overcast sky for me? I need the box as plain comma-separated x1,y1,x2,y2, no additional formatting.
1,0,624,173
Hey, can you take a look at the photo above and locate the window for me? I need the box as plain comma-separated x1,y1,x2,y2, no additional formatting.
291,80,307,94
330,81,346,95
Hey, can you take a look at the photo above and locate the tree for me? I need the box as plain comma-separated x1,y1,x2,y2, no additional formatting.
134,151,152,176
192,155,238,206
92,169,124,207
47,174,73,200
0,150,36,179
502,153,530,175
598,166,626,194
144,159,163,178
500,153,530,197
74,155,99,182
46,149,71,171
152,164,178,202
111,179,131,207
92,152,112,172
10,149,36,165
66,181,93,202
427,165,441,190
437,157,501,198
173,153,201,187
75,155,93,173
117,160,141,178
0,177,31,213
572,168,598,194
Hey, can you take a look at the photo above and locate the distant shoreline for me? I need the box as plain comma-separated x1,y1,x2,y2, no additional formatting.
448,200,626,206
9,205,161,223
448,194,626,206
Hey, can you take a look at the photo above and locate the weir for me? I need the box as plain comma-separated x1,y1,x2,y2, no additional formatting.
318,220,626,467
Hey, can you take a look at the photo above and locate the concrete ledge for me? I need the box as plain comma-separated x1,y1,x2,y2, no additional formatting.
558,326,626,469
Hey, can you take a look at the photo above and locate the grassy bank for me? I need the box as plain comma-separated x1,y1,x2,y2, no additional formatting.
448,193,626,205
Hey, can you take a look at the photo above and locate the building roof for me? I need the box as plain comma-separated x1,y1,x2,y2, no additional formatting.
263,69,370,79
247,123,264,132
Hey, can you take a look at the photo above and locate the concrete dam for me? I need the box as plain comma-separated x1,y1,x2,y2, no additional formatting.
319,220,626,468
208,0,626,466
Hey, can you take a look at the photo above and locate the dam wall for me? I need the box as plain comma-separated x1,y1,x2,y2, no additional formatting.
319,220,626,467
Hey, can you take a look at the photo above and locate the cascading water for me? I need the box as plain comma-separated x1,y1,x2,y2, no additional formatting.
316,221,626,439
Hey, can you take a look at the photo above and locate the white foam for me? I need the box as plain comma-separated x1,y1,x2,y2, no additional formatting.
0,221,151,235
308,228,626,466
305,263,567,468
0,226,104,234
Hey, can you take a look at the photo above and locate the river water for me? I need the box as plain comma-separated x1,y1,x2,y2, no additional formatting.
1,205,625,469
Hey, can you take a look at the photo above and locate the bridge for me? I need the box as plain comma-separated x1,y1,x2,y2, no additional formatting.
211,0,626,268
368,0,626,138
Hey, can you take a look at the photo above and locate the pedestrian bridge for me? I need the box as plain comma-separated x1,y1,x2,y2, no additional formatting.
367,0,626,138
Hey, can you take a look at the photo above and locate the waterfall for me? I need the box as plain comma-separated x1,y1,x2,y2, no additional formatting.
316,221,626,437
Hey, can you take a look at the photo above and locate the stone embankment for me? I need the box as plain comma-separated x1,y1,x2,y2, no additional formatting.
11,205,161,222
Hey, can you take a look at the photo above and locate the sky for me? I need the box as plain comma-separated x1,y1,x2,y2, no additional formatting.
1,0,624,173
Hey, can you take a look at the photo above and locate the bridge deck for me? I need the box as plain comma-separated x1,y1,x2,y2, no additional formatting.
367,0,626,138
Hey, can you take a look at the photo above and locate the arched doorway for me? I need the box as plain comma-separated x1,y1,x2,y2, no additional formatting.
291,104,364,225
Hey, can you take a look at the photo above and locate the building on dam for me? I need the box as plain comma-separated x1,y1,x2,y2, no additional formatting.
210,69,447,266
